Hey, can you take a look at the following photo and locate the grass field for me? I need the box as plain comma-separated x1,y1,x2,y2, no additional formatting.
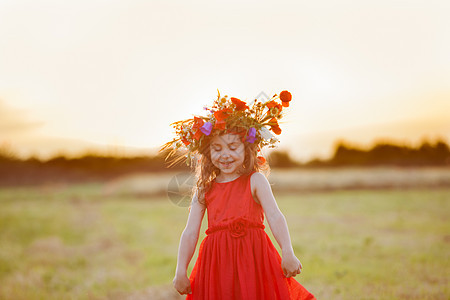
0,173,449,299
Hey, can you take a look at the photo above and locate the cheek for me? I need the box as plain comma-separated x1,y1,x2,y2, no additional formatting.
210,151,220,161
233,148,246,160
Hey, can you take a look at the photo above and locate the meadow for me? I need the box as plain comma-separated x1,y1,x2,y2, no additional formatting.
0,168,449,299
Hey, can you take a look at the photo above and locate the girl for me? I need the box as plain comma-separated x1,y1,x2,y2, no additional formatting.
161,91,316,299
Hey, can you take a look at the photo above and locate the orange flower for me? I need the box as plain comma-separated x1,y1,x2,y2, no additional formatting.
271,125,281,135
214,108,232,121
266,100,283,116
192,116,204,130
231,97,249,111
269,118,282,135
214,119,227,130
181,137,191,146
279,90,292,107
193,129,203,141
257,156,266,165
266,100,282,114
268,118,278,126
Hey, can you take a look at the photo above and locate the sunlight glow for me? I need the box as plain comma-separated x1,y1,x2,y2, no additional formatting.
0,0,449,161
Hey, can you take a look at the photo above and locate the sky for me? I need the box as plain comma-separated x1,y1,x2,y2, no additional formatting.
0,0,449,162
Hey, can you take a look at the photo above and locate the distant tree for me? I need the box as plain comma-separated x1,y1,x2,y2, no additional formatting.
329,141,367,165
434,140,450,163
329,138,450,166
0,143,19,161
267,150,301,168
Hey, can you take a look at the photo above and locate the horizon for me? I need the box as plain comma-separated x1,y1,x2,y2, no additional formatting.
1,133,448,164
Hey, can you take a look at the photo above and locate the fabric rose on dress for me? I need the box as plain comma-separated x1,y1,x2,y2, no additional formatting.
279,90,292,107
229,218,248,238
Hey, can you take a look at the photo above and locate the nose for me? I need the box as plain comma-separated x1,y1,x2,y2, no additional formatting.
220,148,231,159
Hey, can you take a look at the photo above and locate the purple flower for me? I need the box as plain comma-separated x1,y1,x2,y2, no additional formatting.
200,122,213,136
246,127,256,143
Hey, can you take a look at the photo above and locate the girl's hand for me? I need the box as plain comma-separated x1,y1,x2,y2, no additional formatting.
281,253,302,278
173,273,192,295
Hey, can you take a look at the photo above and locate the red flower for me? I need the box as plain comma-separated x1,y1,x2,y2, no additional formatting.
271,125,281,135
266,100,282,111
257,156,266,165
181,137,191,146
193,129,203,141
191,117,205,140
192,116,204,130
229,218,248,238
269,118,282,135
279,90,292,107
214,108,232,121
266,100,282,116
231,97,249,111
214,119,226,130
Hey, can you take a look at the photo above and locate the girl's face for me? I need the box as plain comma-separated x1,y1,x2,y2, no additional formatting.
210,133,245,176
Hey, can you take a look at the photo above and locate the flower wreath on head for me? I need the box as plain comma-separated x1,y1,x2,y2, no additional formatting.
160,90,292,167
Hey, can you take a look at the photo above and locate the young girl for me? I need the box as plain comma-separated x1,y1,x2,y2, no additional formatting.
161,91,316,299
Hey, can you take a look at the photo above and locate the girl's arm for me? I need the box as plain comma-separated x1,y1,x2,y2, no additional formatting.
251,172,302,278
173,191,206,295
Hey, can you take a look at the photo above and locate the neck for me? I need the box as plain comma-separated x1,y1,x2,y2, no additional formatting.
216,173,241,183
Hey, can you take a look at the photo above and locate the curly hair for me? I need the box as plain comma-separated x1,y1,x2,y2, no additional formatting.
192,131,270,206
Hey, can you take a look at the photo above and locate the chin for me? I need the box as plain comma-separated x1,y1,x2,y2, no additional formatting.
220,169,238,174
216,166,234,173
214,164,234,174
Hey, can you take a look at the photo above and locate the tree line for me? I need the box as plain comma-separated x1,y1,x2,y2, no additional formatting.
0,138,448,186
304,139,450,167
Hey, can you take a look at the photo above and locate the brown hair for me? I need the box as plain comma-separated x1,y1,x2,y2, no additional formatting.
192,131,270,205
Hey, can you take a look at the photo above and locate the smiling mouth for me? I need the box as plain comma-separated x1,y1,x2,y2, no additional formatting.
220,161,234,167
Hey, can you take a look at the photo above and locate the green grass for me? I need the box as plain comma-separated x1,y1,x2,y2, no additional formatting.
277,189,449,299
0,183,449,299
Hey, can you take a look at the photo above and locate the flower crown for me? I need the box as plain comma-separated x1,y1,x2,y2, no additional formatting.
160,90,292,166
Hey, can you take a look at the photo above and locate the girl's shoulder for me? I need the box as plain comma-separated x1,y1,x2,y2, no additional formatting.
250,170,265,180
250,171,270,191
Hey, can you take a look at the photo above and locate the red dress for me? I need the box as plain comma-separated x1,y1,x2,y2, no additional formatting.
187,171,316,299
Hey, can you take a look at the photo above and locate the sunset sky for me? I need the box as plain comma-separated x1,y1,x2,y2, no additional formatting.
1,0,449,162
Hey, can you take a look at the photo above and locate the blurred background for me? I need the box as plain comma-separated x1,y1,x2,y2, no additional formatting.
0,0,449,299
